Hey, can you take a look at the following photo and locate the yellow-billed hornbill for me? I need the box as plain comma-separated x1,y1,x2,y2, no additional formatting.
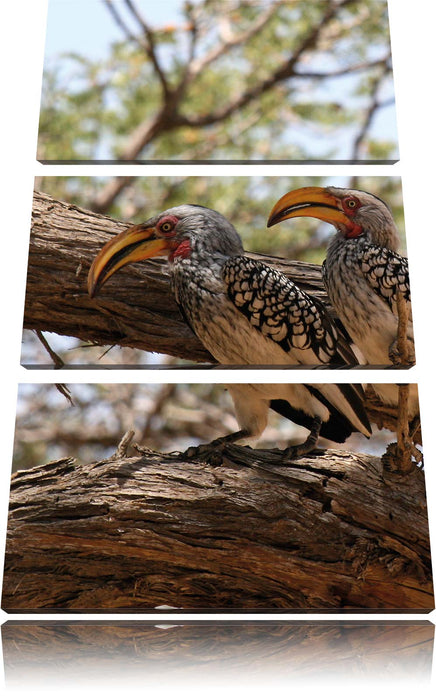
268,186,417,416
88,204,371,460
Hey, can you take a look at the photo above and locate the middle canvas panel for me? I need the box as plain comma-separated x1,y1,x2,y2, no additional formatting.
25,175,410,370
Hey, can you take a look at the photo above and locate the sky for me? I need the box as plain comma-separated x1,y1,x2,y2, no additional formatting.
45,0,184,60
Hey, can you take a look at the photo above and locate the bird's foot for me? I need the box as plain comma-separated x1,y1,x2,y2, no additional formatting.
176,438,230,466
281,441,318,462
173,429,251,466
389,338,415,366
280,417,322,463
382,441,423,473
278,415,322,463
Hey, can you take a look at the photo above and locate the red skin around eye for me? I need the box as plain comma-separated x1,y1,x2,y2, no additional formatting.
157,215,179,236
341,197,363,238
342,197,361,216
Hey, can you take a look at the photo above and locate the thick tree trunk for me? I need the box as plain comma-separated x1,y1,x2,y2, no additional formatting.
2,447,433,612
25,190,328,364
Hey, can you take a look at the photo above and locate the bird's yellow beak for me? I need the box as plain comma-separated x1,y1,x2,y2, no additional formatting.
267,186,351,229
87,224,172,297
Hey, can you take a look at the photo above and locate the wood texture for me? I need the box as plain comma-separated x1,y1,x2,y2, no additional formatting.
26,190,329,363
3,447,433,612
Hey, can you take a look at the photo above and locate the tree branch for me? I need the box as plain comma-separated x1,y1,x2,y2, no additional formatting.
2,449,433,612
123,0,171,97
292,54,391,81
351,62,392,160
92,176,135,214
35,330,65,368
185,1,283,81
103,1,141,46
103,1,171,98
174,0,361,129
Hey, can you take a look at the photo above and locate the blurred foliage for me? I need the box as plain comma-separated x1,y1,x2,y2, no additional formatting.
37,0,397,161
13,383,392,471
36,174,406,260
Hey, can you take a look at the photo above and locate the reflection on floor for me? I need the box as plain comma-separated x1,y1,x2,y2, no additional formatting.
2,620,433,687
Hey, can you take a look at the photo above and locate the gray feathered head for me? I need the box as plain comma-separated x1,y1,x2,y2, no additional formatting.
268,186,400,251
88,204,244,296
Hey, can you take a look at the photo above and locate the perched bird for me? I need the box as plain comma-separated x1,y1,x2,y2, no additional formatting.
88,204,371,459
267,186,417,415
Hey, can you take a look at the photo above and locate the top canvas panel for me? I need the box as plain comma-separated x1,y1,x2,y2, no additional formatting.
37,0,398,164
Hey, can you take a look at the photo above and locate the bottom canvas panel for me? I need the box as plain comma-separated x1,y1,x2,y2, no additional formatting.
3,383,432,612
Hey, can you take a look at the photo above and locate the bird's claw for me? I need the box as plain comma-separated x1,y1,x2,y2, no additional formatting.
281,443,317,462
178,439,227,466
389,339,415,366
280,418,321,462
382,441,423,473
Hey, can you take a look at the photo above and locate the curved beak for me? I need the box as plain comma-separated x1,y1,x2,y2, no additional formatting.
87,223,172,297
267,186,351,229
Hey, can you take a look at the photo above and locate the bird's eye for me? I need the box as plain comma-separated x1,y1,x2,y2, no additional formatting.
158,215,178,235
345,198,358,209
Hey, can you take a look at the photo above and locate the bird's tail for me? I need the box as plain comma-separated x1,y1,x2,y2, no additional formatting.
306,383,372,440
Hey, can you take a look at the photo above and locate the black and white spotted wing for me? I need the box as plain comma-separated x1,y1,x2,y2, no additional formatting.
360,244,410,311
223,256,350,365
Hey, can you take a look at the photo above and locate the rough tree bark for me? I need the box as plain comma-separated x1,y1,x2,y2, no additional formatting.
2,447,433,612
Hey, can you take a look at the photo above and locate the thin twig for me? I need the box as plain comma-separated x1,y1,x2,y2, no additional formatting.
103,1,170,97
55,384,74,407
396,384,411,466
293,55,391,81
103,0,138,44
124,0,170,96
186,2,282,80
35,330,65,368
351,61,392,161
